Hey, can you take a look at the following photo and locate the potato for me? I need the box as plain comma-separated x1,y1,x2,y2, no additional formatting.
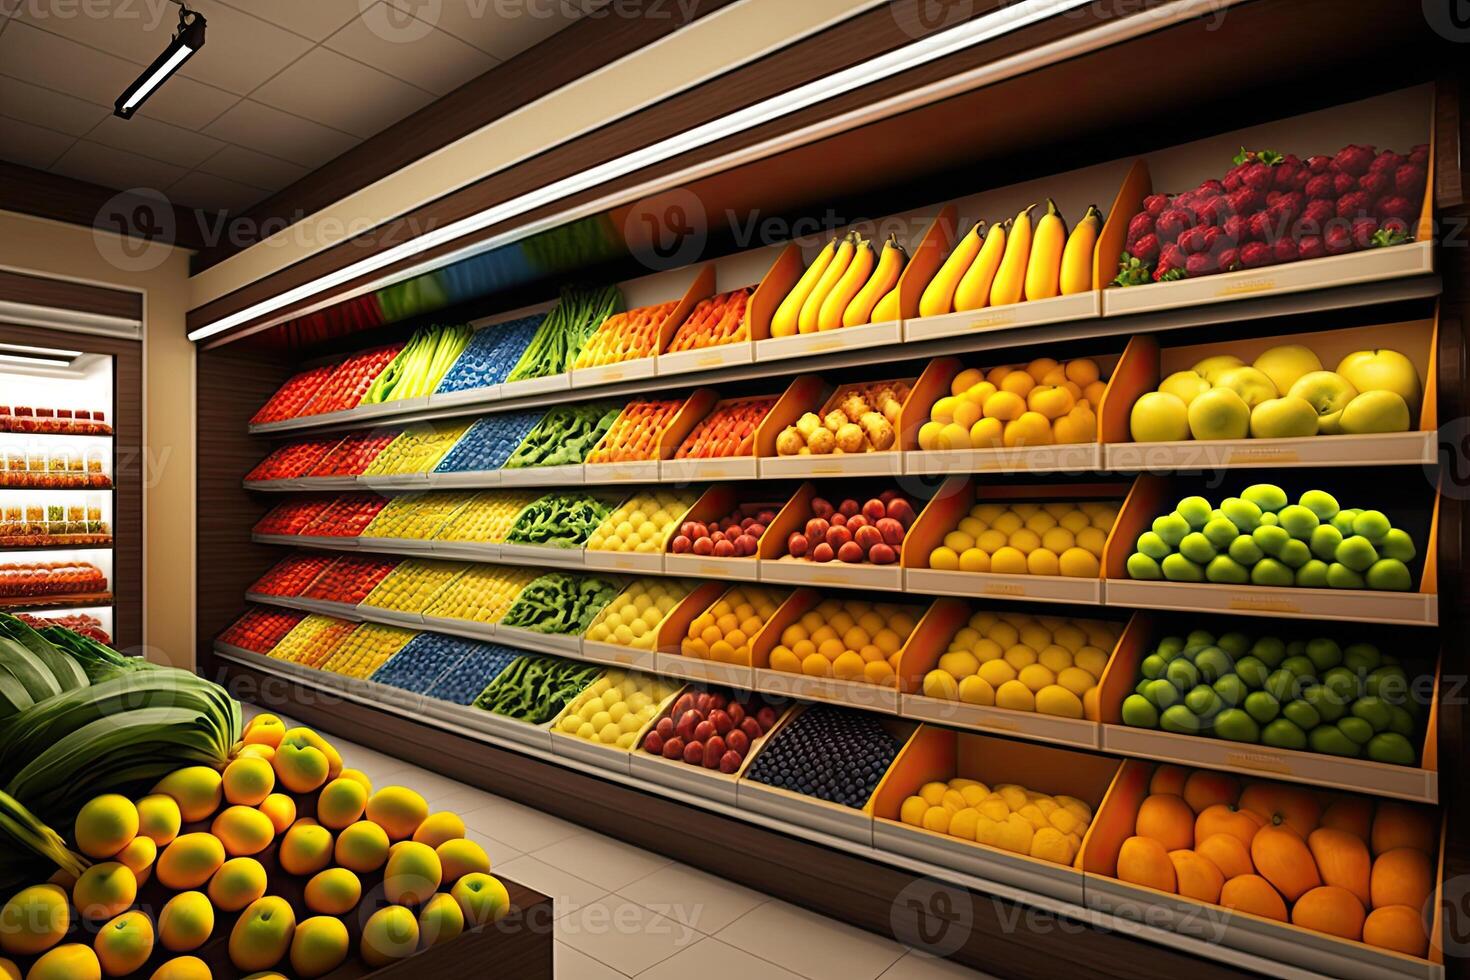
808,427,836,454
860,412,895,451
776,427,805,456
835,422,866,453
824,410,849,432
795,412,822,438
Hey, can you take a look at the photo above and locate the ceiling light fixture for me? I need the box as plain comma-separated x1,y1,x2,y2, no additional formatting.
0,354,72,369
0,343,84,359
114,4,206,119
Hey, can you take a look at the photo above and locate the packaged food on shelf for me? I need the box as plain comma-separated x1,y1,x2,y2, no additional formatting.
423,566,538,625
247,554,335,597
553,669,682,749
665,287,752,352
421,641,523,705
584,399,686,464
364,421,476,476
363,492,476,540
299,494,390,537
319,622,419,678
585,578,699,650
586,491,697,554
505,286,622,381
745,703,902,810
435,314,547,393
250,365,332,425
770,233,908,336
218,606,306,653
497,572,621,635
267,613,359,666
245,436,341,482
673,397,776,459
361,324,473,403
1110,142,1428,289
303,555,402,605
472,655,603,724
253,496,336,537
916,357,1105,453
0,403,112,434
360,560,466,615
572,301,678,369
766,596,923,688
0,561,108,599
679,585,787,666
307,430,398,476
433,410,546,474
502,492,614,549
430,491,538,544
0,495,111,547
371,632,507,695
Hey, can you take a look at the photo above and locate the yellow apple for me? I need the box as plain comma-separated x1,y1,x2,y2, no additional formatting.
1158,371,1212,406
1187,387,1250,440
1213,366,1278,408
1191,354,1246,383
1252,344,1322,395
1336,349,1422,416
1338,390,1411,434
228,897,295,973
1287,371,1358,434
1129,392,1190,442
1249,396,1319,438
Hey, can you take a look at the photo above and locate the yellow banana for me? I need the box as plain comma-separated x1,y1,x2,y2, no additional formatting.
798,234,855,334
1059,204,1101,295
844,235,908,326
1024,198,1066,301
771,238,836,337
953,221,1007,312
919,221,984,318
989,205,1033,307
818,237,875,331
871,284,901,323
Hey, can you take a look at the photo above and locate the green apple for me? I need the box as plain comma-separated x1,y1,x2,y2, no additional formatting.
1250,557,1293,586
1194,647,1233,682
1130,391,1191,442
1126,553,1163,579
1228,535,1265,566
1380,528,1416,562
1152,512,1192,548
1339,390,1411,434
1253,344,1322,394
1179,532,1217,564
1185,684,1222,718
1351,509,1391,543
1281,697,1319,729
1287,371,1358,434
1336,536,1380,572
1192,354,1246,383
1185,629,1217,649
1365,558,1412,591
1336,348,1422,414
1136,530,1172,561
1277,504,1320,540
1295,559,1329,587
1187,387,1251,440
1203,516,1240,549
1331,508,1361,536
1218,632,1251,657
1308,524,1342,561
1305,638,1343,672
1342,643,1383,673
1140,654,1167,679
1244,690,1280,724
1121,694,1159,728
1220,497,1262,532
1146,678,1181,709
1214,708,1260,743
1176,495,1213,529
1278,539,1312,568
1366,732,1415,765
1214,366,1279,409
1234,655,1269,689
1338,716,1375,746
1242,483,1288,512
1249,636,1286,668
1326,562,1366,589
1298,489,1340,521
1161,553,1204,582
1160,704,1202,734
1251,524,1290,557
1159,370,1213,405
1262,718,1307,750
1249,396,1319,438
1350,695,1392,732
1310,725,1360,757
1322,666,1360,701
1157,636,1186,658
1260,512,1280,526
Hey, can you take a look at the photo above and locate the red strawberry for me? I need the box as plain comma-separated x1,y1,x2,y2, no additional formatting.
1202,226,1227,252
1223,214,1250,242
1239,241,1273,268
1297,235,1325,260
1332,144,1375,176
1302,199,1335,227
1223,172,1243,192
1126,212,1155,243
1128,233,1160,261
1306,155,1332,174
1178,226,1209,254
1273,237,1299,264
1194,198,1228,227
1305,174,1336,200
1393,163,1425,196
1409,143,1429,165
1336,191,1372,219
1201,178,1226,194
1333,173,1358,196
1358,171,1390,196
1156,208,1191,242
1242,163,1274,191
1271,191,1305,222
1143,194,1170,217
1324,224,1355,255
1379,216,1412,239
1375,195,1417,223
1273,157,1303,189
1185,252,1218,276
1291,169,1311,192
1226,188,1260,215
1157,242,1186,273
1350,217,1379,248
1369,150,1404,174
1248,211,1277,242
1217,247,1240,271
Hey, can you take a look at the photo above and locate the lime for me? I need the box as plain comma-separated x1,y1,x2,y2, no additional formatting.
1366,732,1416,765
1121,694,1160,728
1261,718,1307,750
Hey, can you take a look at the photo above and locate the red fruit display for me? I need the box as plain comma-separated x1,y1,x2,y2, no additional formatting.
301,344,404,416
644,689,778,773
787,492,916,565
1114,142,1428,286
250,366,333,425
670,506,775,558
0,561,108,599
245,436,342,482
16,611,111,644
299,494,390,537
304,555,402,605
252,496,337,536
665,288,753,352
0,404,111,436
248,554,336,597
219,606,307,653
585,399,685,464
308,430,398,476
674,397,778,459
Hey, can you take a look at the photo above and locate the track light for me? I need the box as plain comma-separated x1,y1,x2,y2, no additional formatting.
115,4,206,119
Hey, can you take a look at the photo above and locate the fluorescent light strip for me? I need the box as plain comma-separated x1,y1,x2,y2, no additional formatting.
0,343,84,358
0,353,71,368
122,45,194,112
189,0,1096,342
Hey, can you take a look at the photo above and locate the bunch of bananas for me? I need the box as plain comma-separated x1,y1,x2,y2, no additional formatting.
919,201,1102,318
770,233,910,337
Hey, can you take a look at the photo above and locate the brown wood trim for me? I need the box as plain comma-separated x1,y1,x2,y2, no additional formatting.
0,161,218,253
190,0,745,274
0,322,141,651
186,0,1019,336
209,656,1257,980
0,268,142,321
1435,73,1465,209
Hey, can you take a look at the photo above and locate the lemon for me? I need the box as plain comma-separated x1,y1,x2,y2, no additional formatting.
938,651,980,678
1037,645,1073,673
976,530,1009,553
1056,666,1096,697
918,782,948,806
929,547,960,571
1002,644,1037,671
1073,646,1109,677
971,638,1003,663
995,680,1036,712
957,675,995,706
900,798,929,826
977,660,1016,688
949,809,980,841
1059,547,1101,578
1017,664,1056,694
921,807,952,834
1051,624,1087,652
1008,528,1041,553
988,622,1019,648
958,549,990,573
990,547,1027,575
1035,685,1084,718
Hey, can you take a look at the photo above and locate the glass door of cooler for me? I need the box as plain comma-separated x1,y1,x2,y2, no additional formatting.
0,349,116,644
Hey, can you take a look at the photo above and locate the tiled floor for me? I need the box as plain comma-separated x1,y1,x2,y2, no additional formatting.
243,704,998,979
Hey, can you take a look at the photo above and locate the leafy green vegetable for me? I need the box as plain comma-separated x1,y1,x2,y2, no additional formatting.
503,402,620,468
506,286,622,381
472,656,602,724
504,493,615,548
499,573,621,635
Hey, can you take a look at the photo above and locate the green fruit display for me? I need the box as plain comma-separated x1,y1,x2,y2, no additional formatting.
1121,628,1425,768
1129,484,1419,592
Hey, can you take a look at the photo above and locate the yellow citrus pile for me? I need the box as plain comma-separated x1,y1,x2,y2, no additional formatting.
586,579,698,650
268,615,358,668
680,587,786,665
899,778,1094,865
927,500,1116,578
364,492,476,540
319,623,418,678
767,599,921,687
424,566,537,624
361,560,465,614
918,358,1105,452
431,492,538,544
586,491,697,553
364,423,475,476
555,670,682,748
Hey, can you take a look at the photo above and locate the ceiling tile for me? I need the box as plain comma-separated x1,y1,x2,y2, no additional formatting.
87,113,228,169
51,139,189,193
213,0,364,42
197,145,309,193
0,115,76,170
175,1,316,95
326,2,498,96
167,171,270,212
201,99,360,169
389,0,591,60
250,47,434,139
0,77,110,137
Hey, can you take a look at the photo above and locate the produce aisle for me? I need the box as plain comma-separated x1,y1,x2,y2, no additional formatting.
185,7,1467,979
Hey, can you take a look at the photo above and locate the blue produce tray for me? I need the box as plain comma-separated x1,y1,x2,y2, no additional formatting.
421,640,522,705
434,411,546,474
435,314,547,394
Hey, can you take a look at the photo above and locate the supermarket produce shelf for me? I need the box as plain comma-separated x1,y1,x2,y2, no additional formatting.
210,643,1385,980
235,592,1438,803
245,274,1441,438
0,539,113,551
0,592,113,612
247,532,1440,626
1103,431,1437,471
